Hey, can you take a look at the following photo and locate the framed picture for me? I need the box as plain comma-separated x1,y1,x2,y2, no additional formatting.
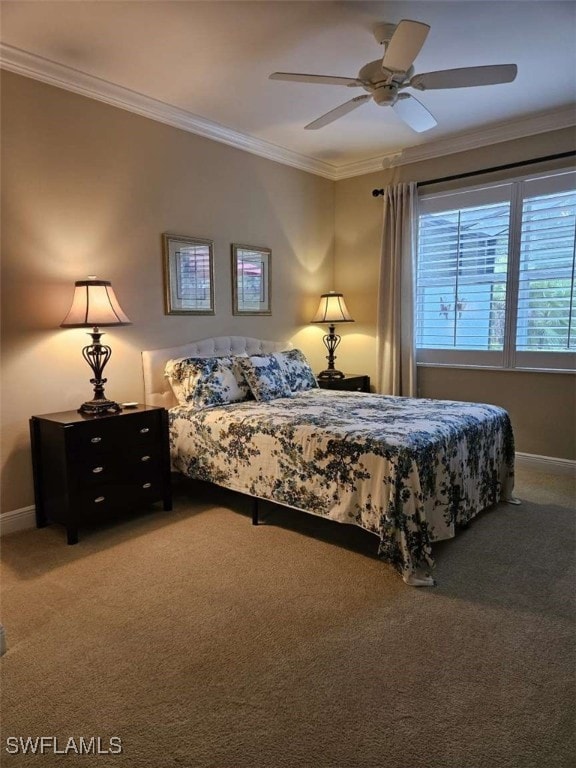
231,244,271,315
162,233,215,315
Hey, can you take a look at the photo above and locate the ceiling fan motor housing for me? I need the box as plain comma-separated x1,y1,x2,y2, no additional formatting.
358,60,413,89
373,85,398,106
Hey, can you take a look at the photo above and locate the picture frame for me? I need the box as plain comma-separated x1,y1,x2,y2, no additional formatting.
231,244,271,315
162,233,215,315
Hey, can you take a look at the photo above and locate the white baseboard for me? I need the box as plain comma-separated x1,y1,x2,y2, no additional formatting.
0,505,36,536
515,452,576,476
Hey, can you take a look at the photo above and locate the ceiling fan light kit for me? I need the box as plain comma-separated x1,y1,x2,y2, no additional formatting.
270,19,518,134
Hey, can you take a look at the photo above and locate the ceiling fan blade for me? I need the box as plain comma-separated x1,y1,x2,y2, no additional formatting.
410,64,518,91
393,94,437,133
304,95,371,130
269,72,362,87
382,19,430,73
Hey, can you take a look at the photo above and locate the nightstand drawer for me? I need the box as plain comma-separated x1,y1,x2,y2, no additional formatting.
79,451,163,485
78,472,164,514
69,411,160,456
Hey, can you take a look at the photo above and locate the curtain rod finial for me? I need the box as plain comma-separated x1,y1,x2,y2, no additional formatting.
372,189,384,197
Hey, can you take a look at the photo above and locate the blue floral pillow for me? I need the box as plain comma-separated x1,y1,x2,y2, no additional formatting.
274,349,318,392
165,356,251,408
237,355,292,402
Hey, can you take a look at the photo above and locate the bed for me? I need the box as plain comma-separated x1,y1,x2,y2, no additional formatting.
142,336,516,586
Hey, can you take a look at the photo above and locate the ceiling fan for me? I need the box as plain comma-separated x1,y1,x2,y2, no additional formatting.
269,20,517,133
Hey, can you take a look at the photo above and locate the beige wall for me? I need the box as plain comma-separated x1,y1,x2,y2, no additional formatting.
335,129,576,460
1,71,335,513
2,71,574,516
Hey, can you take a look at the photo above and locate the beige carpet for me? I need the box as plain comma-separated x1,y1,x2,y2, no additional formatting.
1,468,574,768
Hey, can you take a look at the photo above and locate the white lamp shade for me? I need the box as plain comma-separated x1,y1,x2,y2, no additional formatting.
311,292,354,324
61,279,131,328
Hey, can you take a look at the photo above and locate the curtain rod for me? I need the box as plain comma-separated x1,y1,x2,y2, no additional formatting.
371,150,576,197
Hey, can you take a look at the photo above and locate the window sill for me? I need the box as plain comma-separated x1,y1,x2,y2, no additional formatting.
416,362,575,374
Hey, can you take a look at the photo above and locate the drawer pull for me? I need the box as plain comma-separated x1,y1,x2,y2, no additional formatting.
141,455,151,462
92,466,104,474
140,427,150,434
91,437,102,444
142,482,152,489
94,496,105,503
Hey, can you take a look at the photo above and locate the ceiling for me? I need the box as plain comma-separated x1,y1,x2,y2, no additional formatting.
1,1,575,179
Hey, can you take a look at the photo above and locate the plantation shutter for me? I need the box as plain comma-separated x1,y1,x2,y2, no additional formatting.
416,184,512,366
416,169,576,371
514,172,576,367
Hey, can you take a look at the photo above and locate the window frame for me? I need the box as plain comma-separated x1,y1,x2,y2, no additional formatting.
415,168,576,373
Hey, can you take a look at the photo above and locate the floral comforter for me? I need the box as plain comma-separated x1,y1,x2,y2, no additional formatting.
169,390,515,584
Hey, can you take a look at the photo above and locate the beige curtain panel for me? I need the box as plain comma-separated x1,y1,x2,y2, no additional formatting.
377,182,418,397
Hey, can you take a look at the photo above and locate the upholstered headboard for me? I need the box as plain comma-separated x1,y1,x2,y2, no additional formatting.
142,336,292,408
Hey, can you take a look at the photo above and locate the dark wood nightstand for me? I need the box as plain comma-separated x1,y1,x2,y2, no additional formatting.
317,374,370,393
30,405,172,544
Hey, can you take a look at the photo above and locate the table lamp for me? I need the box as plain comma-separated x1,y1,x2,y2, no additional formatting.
311,291,354,379
60,277,131,414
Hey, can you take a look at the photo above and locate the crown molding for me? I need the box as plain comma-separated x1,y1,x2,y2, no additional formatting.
331,154,390,180
336,106,576,178
384,106,576,169
0,44,338,179
2,43,575,182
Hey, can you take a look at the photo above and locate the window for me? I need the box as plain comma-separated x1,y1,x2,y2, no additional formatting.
416,170,576,371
